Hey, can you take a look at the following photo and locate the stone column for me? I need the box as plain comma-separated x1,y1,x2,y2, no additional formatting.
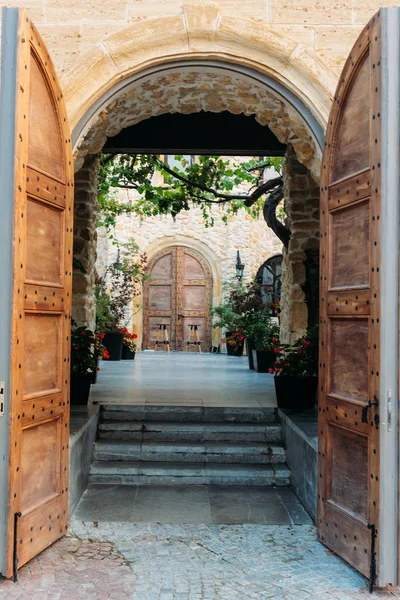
72,153,100,331
279,145,320,345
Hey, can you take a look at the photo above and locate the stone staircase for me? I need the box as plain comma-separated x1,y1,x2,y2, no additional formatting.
89,405,290,486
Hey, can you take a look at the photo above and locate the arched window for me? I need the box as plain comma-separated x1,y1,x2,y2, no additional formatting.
256,255,283,314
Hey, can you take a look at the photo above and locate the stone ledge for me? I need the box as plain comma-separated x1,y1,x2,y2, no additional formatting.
278,407,318,521
69,405,100,516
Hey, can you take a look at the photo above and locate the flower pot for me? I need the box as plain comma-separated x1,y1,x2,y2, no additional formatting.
91,358,99,384
103,332,124,361
122,345,136,360
246,339,255,370
225,332,244,357
70,372,92,406
274,376,318,411
252,349,276,373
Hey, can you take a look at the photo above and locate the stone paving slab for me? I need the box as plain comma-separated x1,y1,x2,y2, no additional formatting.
92,353,277,408
2,521,399,599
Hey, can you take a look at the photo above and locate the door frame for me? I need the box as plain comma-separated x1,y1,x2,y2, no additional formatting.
379,7,400,586
0,7,19,575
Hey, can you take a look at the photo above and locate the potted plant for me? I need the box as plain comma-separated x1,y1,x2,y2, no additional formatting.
221,329,245,357
70,325,106,405
250,323,280,373
268,327,318,411
96,239,146,361
210,301,243,356
121,329,138,359
229,280,266,368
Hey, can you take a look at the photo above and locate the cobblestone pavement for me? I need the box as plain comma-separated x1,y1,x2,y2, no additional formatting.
1,520,400,599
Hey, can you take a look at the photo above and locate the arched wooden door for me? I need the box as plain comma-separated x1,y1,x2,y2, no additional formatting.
143,246,212,351
0,8,73,578
319,8,400,588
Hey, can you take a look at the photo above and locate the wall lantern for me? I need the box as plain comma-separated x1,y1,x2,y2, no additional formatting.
235,250,245,280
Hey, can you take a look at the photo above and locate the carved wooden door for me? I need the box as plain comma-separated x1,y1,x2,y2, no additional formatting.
143,247,178,350
175,247,212,351
0,8,73,578
319,9,390,587
143,247,212,350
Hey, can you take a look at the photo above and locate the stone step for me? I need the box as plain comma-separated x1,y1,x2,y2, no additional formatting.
99,405,277,424
89,461,291,486
93,439,286,464
98,420,282,442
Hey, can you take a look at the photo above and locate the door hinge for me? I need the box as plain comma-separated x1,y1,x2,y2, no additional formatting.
0,381,4,416
361,397,379,424
13,511,22,582
367,523,378,593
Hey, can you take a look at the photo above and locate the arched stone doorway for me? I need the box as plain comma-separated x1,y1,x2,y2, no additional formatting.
143,245,213,351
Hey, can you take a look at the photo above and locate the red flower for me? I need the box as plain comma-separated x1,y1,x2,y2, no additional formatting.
302,340,311,347
96,367,100,371
102,349,110,359
133,334,138,339
275,360,281,365
239,336,244,341
273,347,282,354
267,368,275,374
99,333,105,339
271,337,278,344
81,331,86,336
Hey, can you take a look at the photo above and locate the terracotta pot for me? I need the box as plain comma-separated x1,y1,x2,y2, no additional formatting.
252,349,275,373
274,376,318,411
70,372,92,406
103,332,124,361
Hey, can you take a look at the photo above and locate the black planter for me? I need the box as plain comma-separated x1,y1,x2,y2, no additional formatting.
70,372,92,406
252,349,276,373
103,332,124,361
274,376,318,411
122,345,136,360
225,332,244,356
246,339,255,370
91,358,99,384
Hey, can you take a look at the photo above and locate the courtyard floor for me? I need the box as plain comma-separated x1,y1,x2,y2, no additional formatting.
1,518,399,599
1,353,399,598
91,351,277,408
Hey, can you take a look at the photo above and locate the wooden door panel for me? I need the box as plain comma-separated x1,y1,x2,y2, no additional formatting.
330,202,370,289
329,319,369,402
330,53,370,183
23,313,62,397
183,285,206,310
0,8,73,578
184,254,205,279
28,51,64,180
26,199,63,285
319,11,381,583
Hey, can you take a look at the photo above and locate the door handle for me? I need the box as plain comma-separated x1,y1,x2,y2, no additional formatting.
361,398,379,424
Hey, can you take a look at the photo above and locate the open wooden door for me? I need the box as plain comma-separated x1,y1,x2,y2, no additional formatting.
0,8,73,578
319,8,399,589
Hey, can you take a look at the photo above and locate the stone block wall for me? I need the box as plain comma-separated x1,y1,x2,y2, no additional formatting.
1,0,393,80
280,146,320,344
72,154,100,331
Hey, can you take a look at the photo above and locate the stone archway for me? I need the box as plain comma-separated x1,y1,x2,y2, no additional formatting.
68,6,331,342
